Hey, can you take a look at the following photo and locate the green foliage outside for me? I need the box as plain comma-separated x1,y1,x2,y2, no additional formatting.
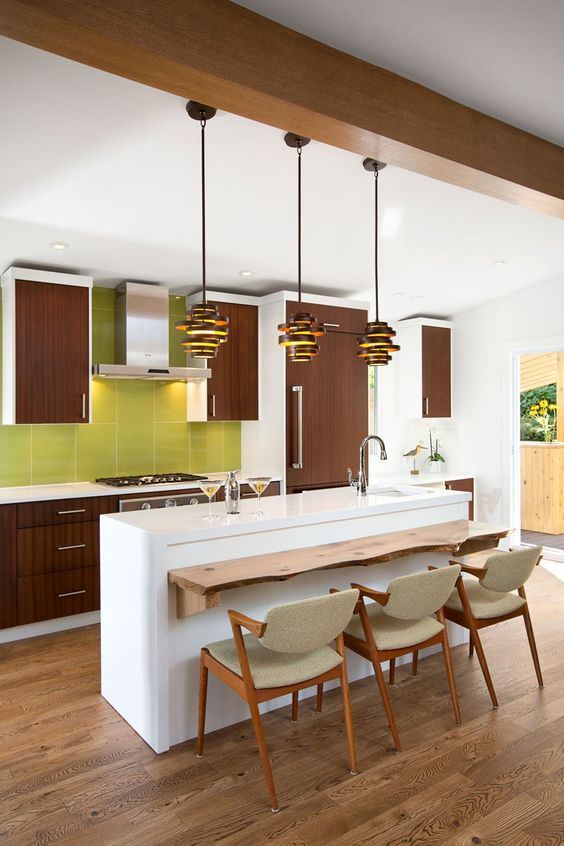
520,383,557,441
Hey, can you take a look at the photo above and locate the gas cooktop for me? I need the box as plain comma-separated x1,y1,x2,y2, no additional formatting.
95,473,209,488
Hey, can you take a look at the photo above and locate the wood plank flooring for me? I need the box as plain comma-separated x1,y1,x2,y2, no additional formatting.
1,564,563,845
522,529,564,550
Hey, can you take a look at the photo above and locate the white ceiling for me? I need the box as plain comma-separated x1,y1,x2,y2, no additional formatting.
235,0,564,146
1,34,564,319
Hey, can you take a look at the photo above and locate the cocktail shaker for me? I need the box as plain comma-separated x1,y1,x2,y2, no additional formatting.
225,470,240,514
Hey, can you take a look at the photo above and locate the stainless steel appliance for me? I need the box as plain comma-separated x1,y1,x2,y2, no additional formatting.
119,492,209,512
95,473,208,488
93,281,211,381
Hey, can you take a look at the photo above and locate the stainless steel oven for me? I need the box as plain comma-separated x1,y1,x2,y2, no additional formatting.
119,492,209,512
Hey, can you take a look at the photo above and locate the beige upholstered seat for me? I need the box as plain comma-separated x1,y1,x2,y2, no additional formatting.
346,602,444,650
343,566,462,752
198,589,360,812
443,546,544,709
445,580,526,620
207,635,343,688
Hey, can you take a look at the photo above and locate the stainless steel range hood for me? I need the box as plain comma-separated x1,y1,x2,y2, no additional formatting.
93,282,210,380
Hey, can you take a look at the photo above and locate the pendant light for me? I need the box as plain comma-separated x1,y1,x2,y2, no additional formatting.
356,159,400,366
278,133,326,362
176,101,229,359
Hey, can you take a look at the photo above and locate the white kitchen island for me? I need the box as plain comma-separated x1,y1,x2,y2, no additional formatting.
100,485,504,753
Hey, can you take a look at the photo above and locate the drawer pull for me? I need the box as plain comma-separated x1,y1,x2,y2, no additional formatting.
241,492,255,498
56,509,86,515
57,543,87,551
57,589,86,598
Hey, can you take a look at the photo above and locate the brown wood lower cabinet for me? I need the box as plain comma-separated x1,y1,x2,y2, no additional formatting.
17,521,99,577
445,478,474,520
0,505,17,630
18,567,100,626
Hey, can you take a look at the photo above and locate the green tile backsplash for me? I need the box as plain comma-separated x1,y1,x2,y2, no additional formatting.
0,288,241,486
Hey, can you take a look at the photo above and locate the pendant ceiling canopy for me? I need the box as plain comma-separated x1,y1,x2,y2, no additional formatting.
356,159,400,367
278,133,326,362
176,101,229,359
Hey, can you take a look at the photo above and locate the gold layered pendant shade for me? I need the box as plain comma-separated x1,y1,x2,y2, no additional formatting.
176,102,230,359
278,133,325,362
356,160,399,367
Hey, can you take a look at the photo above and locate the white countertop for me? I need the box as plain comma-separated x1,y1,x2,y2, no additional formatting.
0,475,283,505
101,484,471,541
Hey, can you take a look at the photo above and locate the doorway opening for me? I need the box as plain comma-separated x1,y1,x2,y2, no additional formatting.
518,351,564,557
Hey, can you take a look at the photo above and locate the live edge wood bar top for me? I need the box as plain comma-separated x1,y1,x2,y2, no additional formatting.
169,520,510,618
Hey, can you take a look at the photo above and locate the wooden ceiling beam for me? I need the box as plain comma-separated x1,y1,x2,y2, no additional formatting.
1,0,564,218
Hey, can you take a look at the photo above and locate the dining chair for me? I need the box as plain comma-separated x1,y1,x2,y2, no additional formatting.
444,546,543,708
338,565,462,752
197,589,359,812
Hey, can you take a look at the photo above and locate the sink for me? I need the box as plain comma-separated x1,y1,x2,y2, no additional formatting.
366,486,434,497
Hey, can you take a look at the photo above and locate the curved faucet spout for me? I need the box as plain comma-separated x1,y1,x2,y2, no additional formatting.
354,435,388,495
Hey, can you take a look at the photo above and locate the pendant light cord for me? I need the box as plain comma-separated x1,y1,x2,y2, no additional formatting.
297,140,302,303
200,112,207,303
373,165,379,321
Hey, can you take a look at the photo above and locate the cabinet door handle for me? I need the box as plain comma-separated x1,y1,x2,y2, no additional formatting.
424,397,429,416
56,508,86,515
324,323,340,328
81,393,87,420
57,589,86,598
292,385,303,470
57,543,87,551
209,394,216,418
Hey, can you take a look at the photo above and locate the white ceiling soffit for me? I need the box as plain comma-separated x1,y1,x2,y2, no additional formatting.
235,0,564,146
0,35,563,320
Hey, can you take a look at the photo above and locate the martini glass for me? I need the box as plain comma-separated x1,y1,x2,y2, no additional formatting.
246,477,272,517
198,479,223,521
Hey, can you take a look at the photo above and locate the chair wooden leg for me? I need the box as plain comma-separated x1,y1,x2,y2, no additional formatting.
196,652,208,757
522,607,544,688
412,651,418,676
441,631,462,725
469,634,474,657
340,663,358,775
246,689,279,812
291,691,299,722
316,683,324,713
389,658,396,685
469,625,499,708
372,658,402,752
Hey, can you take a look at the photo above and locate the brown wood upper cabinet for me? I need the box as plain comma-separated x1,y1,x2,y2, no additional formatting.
396,318,452,418
285,301,368,490
1,267,92,425
206,301,258,421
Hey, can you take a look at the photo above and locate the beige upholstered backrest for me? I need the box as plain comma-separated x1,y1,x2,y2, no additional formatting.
481,546,542,593
260,589,359,654
384,565,461,621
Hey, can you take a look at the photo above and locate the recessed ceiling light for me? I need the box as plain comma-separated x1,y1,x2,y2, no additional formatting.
411,295,424,301
239,270,254,277
494,260,507,266
49,241,69,250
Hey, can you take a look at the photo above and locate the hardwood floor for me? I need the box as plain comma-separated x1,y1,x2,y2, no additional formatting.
522,529,564,551
1,565,563,845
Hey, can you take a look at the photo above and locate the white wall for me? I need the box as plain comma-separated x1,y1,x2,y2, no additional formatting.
448,272,564,526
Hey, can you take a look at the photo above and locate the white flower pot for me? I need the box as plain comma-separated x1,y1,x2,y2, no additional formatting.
428,461,442,474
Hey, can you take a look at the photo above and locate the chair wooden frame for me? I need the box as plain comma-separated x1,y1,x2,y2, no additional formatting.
330,580,462,752
197,608,357,812
335,576,461,752
444,551,544,708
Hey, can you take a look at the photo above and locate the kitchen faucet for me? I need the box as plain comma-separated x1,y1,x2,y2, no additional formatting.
348,435,388,495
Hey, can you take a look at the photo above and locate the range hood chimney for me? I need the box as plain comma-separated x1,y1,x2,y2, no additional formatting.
93,282,210,380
